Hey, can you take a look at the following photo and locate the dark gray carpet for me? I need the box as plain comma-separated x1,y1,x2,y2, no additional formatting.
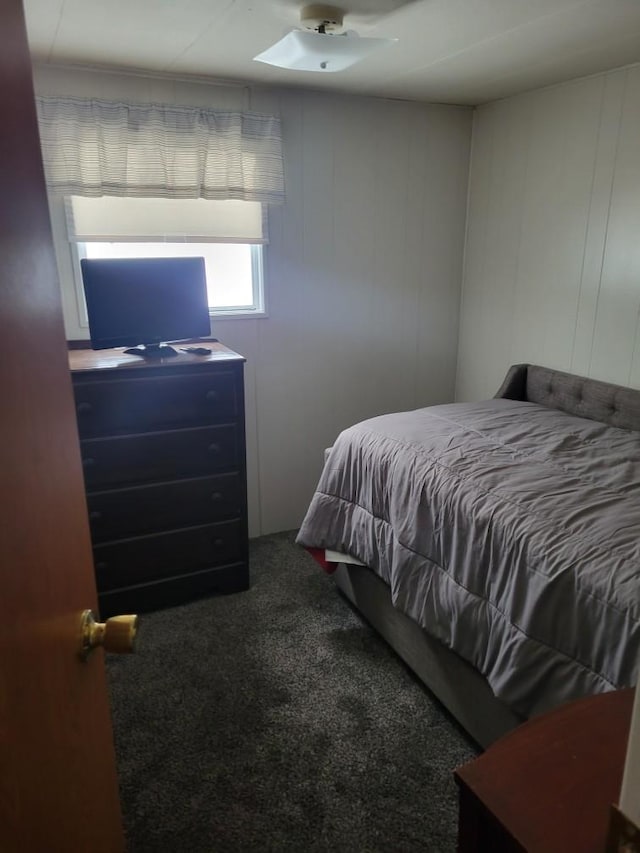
107,531,478,852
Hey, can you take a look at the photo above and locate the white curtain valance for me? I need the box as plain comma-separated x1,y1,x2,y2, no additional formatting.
36,96,285,205
65,196,268,244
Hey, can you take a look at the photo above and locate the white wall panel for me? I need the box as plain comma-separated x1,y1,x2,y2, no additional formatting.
414,106,470,406
327,98,378,430
591,69,640,386
34,64,472,535
570,71,625,378
457,97,533,399
457,65,640,401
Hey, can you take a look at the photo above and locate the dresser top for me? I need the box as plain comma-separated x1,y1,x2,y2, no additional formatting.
455,688,633,853
68,340,245,373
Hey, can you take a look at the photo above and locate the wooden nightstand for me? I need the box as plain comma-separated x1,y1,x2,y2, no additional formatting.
454,689,633,853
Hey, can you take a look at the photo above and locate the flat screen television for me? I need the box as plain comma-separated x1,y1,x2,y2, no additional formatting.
80,256,211,358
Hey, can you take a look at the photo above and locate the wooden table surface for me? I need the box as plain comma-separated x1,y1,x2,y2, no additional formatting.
454,688,634,853
68,340,244,372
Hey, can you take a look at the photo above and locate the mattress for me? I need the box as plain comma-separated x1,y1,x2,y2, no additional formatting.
296,398,640,717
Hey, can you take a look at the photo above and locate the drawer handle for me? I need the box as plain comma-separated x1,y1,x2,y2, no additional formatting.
211,491,223,502
205,390,219,402
208,443,220,454
213,538,224,547
95,561,108,571
77,402,93,415
89,510,102,521
82,457,95,468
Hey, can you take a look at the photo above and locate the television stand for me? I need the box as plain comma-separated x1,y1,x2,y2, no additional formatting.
123,343,178,359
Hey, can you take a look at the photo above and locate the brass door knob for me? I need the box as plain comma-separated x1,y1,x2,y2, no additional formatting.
79,610,139,660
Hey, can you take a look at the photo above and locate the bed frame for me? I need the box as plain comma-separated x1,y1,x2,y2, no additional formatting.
330,363,640,748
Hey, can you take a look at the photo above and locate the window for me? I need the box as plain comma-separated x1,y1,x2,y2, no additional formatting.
80,242,263,314
66,196,267,320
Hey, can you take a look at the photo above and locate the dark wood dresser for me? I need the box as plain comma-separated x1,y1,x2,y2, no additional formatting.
69,342,248,617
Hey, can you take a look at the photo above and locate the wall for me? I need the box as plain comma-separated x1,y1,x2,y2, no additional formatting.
34,64,472,536
457,64,640,401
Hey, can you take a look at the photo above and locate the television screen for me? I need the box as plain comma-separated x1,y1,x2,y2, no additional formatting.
80,257,211,354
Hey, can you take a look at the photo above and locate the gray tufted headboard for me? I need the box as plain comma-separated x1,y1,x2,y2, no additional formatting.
495,364,640,431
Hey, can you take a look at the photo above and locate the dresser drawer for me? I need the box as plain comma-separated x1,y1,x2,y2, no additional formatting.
74,370,238,437
80,424,237,489
94,520,243,591
98,562,249,617
87,473,243,543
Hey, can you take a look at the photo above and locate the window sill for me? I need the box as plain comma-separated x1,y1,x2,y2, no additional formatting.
211,309,268,320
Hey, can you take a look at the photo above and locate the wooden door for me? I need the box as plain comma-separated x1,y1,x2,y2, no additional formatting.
0,2,125,851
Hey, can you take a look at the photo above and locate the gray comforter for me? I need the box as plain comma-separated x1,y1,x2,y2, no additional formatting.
297,399,640,717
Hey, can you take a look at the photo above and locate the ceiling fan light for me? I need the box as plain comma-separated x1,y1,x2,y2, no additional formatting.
253,30,395,73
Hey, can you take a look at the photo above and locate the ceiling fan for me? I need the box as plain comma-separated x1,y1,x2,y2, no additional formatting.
253,4,397,73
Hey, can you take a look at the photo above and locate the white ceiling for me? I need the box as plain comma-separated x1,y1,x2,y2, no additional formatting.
23,0,640,106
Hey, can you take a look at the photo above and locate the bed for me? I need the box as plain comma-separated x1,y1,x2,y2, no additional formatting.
296,364,640,747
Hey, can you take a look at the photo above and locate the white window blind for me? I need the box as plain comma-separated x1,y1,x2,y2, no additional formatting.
65,196,268,244
36,96,285,204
